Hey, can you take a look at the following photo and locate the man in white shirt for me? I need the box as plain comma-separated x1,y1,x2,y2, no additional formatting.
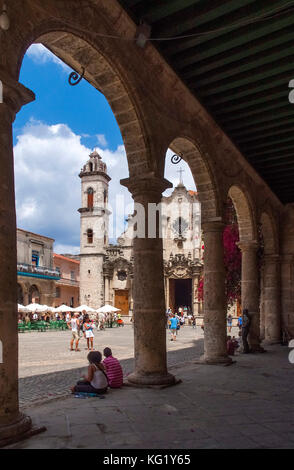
33,312,38,322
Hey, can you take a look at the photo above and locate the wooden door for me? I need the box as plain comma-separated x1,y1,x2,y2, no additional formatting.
115,289,129,315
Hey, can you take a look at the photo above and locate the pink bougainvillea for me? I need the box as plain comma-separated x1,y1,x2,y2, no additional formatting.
197,198,241,306
223,223,241,305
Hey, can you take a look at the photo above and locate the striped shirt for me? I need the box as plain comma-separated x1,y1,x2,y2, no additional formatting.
103,356,123,388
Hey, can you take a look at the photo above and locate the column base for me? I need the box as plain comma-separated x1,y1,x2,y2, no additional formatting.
127,371,177,388
250,345,267,353
199,354,233,365
262,339,281,346
0,413,32,448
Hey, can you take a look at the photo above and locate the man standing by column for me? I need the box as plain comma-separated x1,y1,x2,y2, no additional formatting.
241,309,251,354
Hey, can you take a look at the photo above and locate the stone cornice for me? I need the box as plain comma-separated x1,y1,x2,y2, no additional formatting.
0,70,35,117
237,240,259,252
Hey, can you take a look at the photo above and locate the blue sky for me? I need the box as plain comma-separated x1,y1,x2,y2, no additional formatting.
13,44,196,254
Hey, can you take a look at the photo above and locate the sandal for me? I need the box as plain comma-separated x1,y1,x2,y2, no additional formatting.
75,348,81,352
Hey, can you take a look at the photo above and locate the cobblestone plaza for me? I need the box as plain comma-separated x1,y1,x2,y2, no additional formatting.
12,325,294,449
19,325,206,405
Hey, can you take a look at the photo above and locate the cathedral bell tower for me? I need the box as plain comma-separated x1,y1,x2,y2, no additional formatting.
78,150,111,308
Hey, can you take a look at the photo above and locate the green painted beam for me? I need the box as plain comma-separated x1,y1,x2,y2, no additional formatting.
177,27,294,77
264,172,294,184
225,108,294,132
201,72,292,105
257,164,294,176
255,157,294,170
188,47,294,88
153,0,256,38
133,0,201,23
217,98,290,124
229,116,294,139
248,151,294,164
240,135,294,152
163,6,294,59
247,143,294,158
194,59,294,97
235,123,294,144
212,88,287,115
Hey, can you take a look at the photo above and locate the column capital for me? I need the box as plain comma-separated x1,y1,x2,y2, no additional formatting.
281,254,294,264
0,71,35,119
120,173,172,202
237,240,259,252
263,253,280,264
201,218,224,233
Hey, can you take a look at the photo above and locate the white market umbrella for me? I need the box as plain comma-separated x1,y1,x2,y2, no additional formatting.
18,304,29,313
26,303,50,313
54,304,74,313
96,304,121,314
46,306,58,313
74,304,96,313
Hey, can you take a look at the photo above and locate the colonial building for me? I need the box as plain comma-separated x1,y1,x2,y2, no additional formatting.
78,151,203,315
17,228,60,306
53,254,80,308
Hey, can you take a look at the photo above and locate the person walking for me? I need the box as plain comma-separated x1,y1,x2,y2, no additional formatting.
227,314,233,333
169,313,179,341
241,309,251,354
68,312,80,352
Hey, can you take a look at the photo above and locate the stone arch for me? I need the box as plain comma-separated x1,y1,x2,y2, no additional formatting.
228,185,256,242
13,21,151,177
28,284,41,304
17,283,24,305
167,137,220,223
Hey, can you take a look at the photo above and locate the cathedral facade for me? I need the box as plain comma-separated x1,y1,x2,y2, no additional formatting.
79,151,203,316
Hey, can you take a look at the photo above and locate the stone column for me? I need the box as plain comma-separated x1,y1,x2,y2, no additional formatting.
0,75,34,446
165,276,169,310
201,220,231,364
121,173,175,385
263,255,281,344
238,241,264,352
104,276,110,304
259,264,265,340
281,255,294,338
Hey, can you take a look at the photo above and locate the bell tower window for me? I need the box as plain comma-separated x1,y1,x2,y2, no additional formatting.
87,187,94,208
87,229,93,244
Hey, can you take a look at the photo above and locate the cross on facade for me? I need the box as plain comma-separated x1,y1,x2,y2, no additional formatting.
177,167,184,184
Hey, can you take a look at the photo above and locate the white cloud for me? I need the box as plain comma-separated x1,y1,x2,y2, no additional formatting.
54,244,80,255
96,134,107,147
14,123,197,254
14,121,131,252
26,44,71,72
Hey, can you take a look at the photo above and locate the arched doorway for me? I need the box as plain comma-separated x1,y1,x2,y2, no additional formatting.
28,285,40,304
17,283,24,305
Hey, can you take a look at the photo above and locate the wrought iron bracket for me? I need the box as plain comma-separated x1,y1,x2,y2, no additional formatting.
171,152,183,164
68,67,85,86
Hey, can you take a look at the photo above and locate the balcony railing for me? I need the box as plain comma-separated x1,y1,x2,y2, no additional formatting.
17,263,60,280
56,277,79,287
